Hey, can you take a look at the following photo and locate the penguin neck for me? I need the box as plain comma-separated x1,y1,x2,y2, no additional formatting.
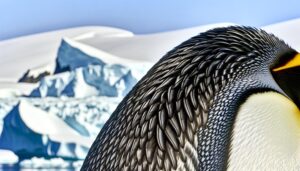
197,83,248,170
228,92,300,170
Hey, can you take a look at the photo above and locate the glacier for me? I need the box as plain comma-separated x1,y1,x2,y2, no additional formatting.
0,37,153,168
0,94,125,168
29,38,151,98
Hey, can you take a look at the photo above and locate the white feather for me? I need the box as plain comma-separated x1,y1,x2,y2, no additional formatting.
228,92,300,170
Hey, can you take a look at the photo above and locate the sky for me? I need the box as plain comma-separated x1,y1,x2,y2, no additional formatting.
1,0,300,40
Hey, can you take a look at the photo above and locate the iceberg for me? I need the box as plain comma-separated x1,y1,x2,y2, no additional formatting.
29,38,150,98
0,100,92,160
0,95,121,162
54,39,105,74
0,34,144,161
30,64,138,98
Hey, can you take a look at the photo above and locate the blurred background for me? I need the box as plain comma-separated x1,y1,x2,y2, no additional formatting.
1,0,300,170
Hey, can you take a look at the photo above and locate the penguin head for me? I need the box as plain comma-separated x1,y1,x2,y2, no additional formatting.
180,26,300,108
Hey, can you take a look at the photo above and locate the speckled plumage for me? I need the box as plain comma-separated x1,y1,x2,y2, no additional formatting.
81,26,296,171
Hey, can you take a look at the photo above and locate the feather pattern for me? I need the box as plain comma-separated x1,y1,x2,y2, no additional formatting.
81,26,292,170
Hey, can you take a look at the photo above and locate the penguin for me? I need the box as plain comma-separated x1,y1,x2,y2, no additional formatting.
81,26,300,171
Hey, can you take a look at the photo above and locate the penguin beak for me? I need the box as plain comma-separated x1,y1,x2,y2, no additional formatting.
272,53,300,108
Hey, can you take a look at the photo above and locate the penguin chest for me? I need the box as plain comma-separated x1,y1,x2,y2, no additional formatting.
227,92,300,170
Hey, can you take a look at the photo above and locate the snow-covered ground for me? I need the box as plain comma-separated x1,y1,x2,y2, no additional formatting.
0,19,299,169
